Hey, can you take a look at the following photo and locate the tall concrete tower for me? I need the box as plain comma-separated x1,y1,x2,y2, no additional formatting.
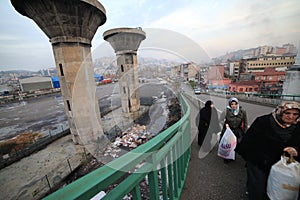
10,0,109,154
103,28,146,113
282,46,300,101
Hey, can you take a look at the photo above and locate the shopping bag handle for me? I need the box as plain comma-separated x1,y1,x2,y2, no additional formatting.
287,156,295,164
282,153,295,164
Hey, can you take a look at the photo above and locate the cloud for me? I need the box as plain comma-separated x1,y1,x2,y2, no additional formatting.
1,0,300,70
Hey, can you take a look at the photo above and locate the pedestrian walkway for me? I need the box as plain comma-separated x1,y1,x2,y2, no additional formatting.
180,96,249,200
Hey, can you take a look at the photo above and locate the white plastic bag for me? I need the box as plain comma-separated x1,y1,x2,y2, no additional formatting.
217,127,237,160
267,155,300,200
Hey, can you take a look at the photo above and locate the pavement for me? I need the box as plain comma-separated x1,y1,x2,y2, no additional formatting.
180,96,249,200
0,135,84,200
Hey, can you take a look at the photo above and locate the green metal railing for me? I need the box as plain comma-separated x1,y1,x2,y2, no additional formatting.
44,94,191,200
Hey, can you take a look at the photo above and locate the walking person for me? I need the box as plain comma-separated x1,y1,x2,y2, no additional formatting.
197,100,220,153
220,97,248,163
236,101,300,200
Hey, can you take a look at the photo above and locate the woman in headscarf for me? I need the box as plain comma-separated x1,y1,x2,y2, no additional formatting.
198,100,220,151
220,97,248,143
237,101,300,200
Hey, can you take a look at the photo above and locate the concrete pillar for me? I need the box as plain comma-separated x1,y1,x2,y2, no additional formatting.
10,0,109,154
282,65,300,101
103,28,146,113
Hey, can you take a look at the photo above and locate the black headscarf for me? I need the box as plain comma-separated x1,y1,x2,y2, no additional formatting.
200,100,213,124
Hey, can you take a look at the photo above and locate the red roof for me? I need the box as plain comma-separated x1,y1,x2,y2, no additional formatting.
229,80,258,86
253,68,285,76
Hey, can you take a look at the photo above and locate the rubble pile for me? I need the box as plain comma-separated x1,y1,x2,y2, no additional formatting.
103,124,155,159
58,97,182,197
0,132,43,156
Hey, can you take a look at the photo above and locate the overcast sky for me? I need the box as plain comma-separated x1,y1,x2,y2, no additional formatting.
1,0,300,71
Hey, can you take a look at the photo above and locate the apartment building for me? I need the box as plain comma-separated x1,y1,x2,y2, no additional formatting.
228,80,259,93
228,61,241,78
253,67,286,94
253,45,273,56
245,55,295,73
174,63,200,81
187,63,200,81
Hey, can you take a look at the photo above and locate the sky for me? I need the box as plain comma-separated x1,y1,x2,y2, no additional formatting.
0,0,300,71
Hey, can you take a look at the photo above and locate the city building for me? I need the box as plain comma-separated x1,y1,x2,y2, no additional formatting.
228,61,240,79
174,63,200,82
245,55,295,73
206,64,232,90
19,76,53,92
228,80,259,93
253,45,273,56
209,79,232,90
253,68,286,94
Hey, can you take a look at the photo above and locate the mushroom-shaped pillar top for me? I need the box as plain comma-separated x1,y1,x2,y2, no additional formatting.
10,0,106,45
103,27,146,54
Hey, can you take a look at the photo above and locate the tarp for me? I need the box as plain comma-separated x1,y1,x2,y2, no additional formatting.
51,76,60,88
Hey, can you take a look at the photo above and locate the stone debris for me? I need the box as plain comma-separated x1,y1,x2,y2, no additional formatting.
103,124,154,159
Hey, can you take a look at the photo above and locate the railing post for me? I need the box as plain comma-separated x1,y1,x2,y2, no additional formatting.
160,158,168,199
167,151,174,200
131,185,141,200
147,154,159,200
172,146,179,197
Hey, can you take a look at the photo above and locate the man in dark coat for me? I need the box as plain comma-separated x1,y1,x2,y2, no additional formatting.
237,101,300,200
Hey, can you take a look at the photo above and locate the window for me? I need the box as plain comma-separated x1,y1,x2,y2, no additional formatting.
59,63,64,76
66,100,71,111
121,65,124,72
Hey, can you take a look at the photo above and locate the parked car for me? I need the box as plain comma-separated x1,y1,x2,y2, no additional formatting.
194,88,201,94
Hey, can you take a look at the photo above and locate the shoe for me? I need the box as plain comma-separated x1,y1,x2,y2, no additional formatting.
224,159,230,164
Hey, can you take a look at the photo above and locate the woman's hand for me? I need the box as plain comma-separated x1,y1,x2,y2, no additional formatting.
284,147,298,157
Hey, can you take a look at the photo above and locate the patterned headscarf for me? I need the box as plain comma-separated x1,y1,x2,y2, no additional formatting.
274,101,300,117
273,101,300,127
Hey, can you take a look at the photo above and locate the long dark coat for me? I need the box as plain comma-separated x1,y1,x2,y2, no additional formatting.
237,114,300,171
198,103,220,151
220,107,248,142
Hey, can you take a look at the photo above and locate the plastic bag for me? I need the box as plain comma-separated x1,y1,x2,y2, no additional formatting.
267,155,300,200
217,127,237,160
